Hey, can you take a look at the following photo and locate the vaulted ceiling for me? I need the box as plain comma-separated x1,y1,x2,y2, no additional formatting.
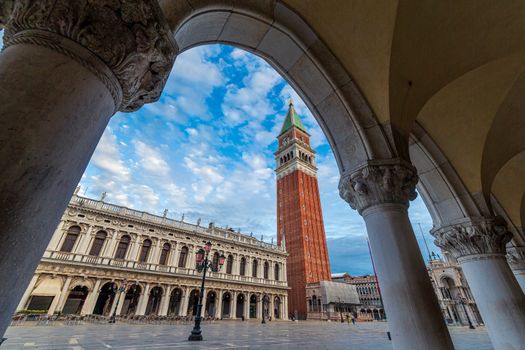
283,0,525,232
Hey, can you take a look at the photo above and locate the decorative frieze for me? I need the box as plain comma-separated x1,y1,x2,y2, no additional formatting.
431,217,512,260
0,0,177,112
338,159,418,213
506,246,525,271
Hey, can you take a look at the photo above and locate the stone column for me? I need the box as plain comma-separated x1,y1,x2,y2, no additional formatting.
104,233,120,259
271,295,276,319
115,291,126,316
282,295,289,320
180,287,190,317
256,294,262,319
433,217,525,349
506,246,525,293
54,276,73,314
136,284,152,316
231,291,237,319
16,274,39,311
150,239,161,264
75,226,94,255
169,242,179,267
0,0,176,338
47,221,66,252
81,280,102,315
159,285,171,316
244,294,250,319
339,160,453,350
216,290,223,319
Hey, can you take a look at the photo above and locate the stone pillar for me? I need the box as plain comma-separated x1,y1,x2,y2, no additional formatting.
128,237,141,262
104,233,120,259
136,284,152,316
269,295,275,319
216,290,223,319
115,290,126,316
47,221,66,252
256,294,262,319
244,294,250,319
282,295,289,320
180,287,190,317
81,280,102,315
433,217,525,349
231,291,237,319
150,239,161,264
339,160,453,350
246,258,252,278
169,242,178,267
506,246,525,293
75,226,94,255
54,276,73,314
0,0,176,338
159,285,171,316
16,274,39,311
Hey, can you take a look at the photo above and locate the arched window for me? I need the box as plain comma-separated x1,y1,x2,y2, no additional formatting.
115,235,130,259
88,230,107,256
252,259,258,277
226,255,233,274
159,243,171,265
240,257,246,276
138,239,152,262
178,246,188,267
274,263,280,281
60,226,81,252
264,261,269,279
212,252,219,271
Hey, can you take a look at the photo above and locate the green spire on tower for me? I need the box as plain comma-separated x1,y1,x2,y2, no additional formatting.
279,99,307,135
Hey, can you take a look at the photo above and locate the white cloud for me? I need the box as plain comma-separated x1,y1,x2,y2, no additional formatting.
90,128,131,181
133,140,171,177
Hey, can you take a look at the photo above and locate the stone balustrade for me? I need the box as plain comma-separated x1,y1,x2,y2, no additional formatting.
42,250,287,287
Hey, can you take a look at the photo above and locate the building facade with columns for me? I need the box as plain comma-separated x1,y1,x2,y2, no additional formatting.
17,194,288,321
427,253,483,326
2,1,525,349
332,273,385,321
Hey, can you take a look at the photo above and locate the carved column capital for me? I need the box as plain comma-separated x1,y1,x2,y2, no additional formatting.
338,159,418,214
506,246,525,271
1,0,177,112
431,217,513,261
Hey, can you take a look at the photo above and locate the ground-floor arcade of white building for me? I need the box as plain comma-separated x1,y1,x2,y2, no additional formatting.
1,1,525,350
19,272,288,321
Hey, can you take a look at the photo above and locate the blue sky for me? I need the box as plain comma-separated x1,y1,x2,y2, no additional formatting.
0,28,440,275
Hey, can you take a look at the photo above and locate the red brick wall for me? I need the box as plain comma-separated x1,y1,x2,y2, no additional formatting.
277,170,331,319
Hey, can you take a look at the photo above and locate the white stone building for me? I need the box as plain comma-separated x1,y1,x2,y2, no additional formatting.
427,253,483,326
17,194,288,320
305,280,360,321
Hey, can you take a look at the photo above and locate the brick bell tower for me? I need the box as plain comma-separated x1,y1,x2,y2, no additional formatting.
275,100,331,320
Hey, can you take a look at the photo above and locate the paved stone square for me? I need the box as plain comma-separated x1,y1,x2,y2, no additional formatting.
2,321,492,349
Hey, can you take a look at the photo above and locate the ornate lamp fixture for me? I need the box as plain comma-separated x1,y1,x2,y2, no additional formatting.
189,242,225,341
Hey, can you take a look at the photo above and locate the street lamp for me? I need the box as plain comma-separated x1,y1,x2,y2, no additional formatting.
261,295,269,324
188,242,225,341
457,297,475,329
109,279,127,323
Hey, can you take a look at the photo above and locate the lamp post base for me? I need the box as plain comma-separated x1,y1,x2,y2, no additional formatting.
188,331,203,341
